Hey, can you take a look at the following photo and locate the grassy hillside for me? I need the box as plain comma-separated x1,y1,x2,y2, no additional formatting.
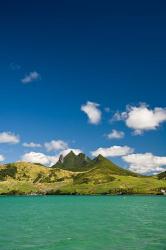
52,152,140,177
0,154,165,195
0,162,73,182
60,175,166,195
88,155,140,177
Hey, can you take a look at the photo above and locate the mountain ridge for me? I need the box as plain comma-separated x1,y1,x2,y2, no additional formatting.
0,151,165,195
52,151,92,172
52,151,139,177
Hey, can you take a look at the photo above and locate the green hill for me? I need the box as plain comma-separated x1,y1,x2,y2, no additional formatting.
73,154,140,185
0,162,74,194
0,152,165,195
52,151,92,171
157,171,166,180
0,162,73,182
89,154,140,177
52,152,139,176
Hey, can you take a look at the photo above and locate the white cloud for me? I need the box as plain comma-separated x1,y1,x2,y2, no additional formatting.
44,140,68,152
0,154,5,162
107,129,124,139
21,148,82,167
91,145,134,157
21,71,40,84
122,153,166,175
113,104,166,134
81,101,102,124
112,111,126,122
22,142,42,148
21,152,57,166
0,132,20,144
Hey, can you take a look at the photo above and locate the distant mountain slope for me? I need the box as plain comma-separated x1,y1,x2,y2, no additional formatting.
73,155,140,185
0,152,165,195
89,154,140,177
52,151,92,171
157,171,166,180
53,152,139,176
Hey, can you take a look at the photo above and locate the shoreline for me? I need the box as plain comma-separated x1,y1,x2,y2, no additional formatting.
0,193,165,196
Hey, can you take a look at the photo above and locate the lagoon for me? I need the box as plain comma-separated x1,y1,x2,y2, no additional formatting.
0,196,165,250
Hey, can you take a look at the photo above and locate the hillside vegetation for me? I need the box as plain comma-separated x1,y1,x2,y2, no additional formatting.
0,152,165,195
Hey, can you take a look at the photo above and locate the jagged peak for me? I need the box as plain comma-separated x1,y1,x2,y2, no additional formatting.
78,152,85,157
59,154,64,163
65,150,76,158
94,154,107,161
77,152,88,159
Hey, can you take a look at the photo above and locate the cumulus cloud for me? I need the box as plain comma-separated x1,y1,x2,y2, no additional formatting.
21,148,82,167
122,153,166,175
91,145,134,157
81,101,102,124
0,154,5,162
21,71,40,84
21,152,57,166
0,132,20,144
22,142,42,148
113,104,166,134
107,129,125,139
112,111,126,122
44,140,68,152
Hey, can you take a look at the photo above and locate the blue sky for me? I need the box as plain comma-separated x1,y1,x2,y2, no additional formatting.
0,1,166,174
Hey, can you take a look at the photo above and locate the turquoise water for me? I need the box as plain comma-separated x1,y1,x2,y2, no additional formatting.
0,196,165,250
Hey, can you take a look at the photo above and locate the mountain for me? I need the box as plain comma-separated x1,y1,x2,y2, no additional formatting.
0,152,165,195
73,155,138,185
53,152,139,176
157,171,166,180
89,154,140,177
52,151,92,171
